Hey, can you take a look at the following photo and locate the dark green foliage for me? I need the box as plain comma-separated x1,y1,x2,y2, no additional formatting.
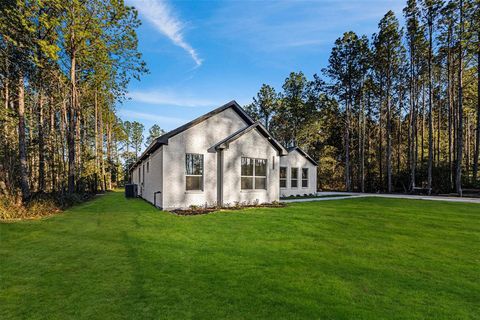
247,0,479,194
145,124,165,148
0,0,146,202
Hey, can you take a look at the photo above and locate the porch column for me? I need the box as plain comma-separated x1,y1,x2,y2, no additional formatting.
217,149,224,207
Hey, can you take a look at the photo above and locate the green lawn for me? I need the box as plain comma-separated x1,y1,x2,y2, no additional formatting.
1,191,479,319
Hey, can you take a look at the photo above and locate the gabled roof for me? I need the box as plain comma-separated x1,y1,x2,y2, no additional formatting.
212,122,288,155
130,101,254,171
287,146,318,166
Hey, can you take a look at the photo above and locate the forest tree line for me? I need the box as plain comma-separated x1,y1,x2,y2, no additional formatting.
0,0,148,205
0,0,479,210
245,0,479,195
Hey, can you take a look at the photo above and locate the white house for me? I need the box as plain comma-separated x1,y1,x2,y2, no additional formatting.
130,101,317,210
279,147,318,197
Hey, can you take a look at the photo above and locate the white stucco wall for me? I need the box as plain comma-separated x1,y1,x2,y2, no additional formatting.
131,107,287,209
161,108,250,209
142,147,163,206
279,150,317,197
222,129,280,206
131,166,139,190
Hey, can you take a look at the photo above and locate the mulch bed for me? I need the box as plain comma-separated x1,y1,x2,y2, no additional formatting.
171,203,286,216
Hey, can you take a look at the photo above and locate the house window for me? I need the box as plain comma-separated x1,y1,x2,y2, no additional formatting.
147,161,149,173
291,167,298,188
302,168,309,187
142,164,145,184
241,157,267,190
280,167,287,188
186,154,203,191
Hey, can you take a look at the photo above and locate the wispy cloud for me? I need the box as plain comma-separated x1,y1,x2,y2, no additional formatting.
127,89,216,107
130,0,202,66
209,0,405,52
118,109,187,126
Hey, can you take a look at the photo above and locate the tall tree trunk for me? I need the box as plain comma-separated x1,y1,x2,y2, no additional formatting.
387,89,392,193
61,98,68,191
360,91,366,193
68,50,76,194
17,75,30,202
427,20,434,195
447,34,454,190
379,105,383,191
473,48,480,182
409,63,417,191
28,97,35,189
397,99,402,178
466,116,470,178
456,0,464,196
75,107,82,192
378,83,384,191
94,90,99,192
437,89,441,166
49,97,56,192
106,117,112,190
99,100,105,192
38,92,45,191
386,55,393,194
2,66,10,193
345,101,351,192
421,85,425,165
115,136,120,186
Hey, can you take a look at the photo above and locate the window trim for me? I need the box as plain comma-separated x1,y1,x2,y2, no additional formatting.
291,167,299,188
302,168,309,188
241,157,267,190
185,153,204,191
280,166,287,189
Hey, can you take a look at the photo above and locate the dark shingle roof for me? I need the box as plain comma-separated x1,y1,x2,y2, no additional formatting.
212,122,287,155
130,100,254,171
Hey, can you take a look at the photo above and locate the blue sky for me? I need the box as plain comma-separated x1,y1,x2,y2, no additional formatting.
120,0,405,139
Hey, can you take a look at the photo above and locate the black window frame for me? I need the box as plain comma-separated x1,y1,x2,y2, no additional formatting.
280,166,287,188
241,157,267,190
291,167,298,188
302,168,309,188
185,153,204,191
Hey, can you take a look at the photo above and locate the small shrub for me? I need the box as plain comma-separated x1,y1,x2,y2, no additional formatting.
0,196,61,221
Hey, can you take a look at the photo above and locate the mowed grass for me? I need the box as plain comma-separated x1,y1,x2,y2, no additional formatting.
0,191,479,319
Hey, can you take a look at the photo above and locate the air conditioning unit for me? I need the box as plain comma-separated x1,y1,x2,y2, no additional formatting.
125,184,138,198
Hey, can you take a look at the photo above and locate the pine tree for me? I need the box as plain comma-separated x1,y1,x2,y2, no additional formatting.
131,121,144,159
421,0,444,194
324,32,368,191
145,124,165,148
374,11,404,193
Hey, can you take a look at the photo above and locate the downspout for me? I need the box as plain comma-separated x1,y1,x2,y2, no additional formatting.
154,191,162,208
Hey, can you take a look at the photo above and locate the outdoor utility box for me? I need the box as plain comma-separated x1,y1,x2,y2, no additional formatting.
125,184,138,198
